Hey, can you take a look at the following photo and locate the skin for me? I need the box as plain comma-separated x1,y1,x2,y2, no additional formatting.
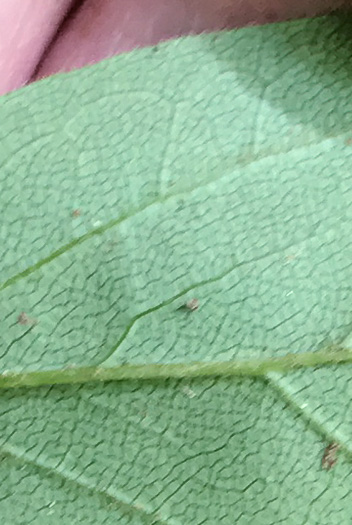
0,0,350,95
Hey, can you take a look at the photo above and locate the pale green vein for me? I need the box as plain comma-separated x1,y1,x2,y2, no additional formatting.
97,261,241,364
0,443,173,525
1,347,352,390
0,172,236,292
0,210,143,293
266,374,352,464
1,172,234,293
0,140,319,294
99,230,317,365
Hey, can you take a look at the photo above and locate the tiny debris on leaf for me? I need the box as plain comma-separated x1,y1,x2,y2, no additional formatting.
184,298,199,311
182,385,197,398
322,442,339,470
17,312,37,326
177,298,199,312
72,209,81,217
186,299,199,311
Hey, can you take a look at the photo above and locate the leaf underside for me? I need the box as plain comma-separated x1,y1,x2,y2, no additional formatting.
1,13,352,524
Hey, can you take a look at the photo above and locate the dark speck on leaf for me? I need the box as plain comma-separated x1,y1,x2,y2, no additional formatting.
17,312,37,326
322,442,339,470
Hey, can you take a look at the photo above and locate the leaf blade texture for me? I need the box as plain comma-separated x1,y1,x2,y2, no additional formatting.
1,14,352,524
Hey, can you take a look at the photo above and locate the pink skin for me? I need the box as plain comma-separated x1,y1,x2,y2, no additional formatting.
0,0,350,96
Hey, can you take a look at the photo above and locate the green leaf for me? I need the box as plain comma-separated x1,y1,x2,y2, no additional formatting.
1,13,352,523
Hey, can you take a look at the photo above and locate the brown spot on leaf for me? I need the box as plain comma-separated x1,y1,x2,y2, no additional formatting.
72,209,81,217
322,442,339,470
17,312,37,326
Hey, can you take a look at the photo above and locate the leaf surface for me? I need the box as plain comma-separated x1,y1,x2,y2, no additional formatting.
1,14,352,524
